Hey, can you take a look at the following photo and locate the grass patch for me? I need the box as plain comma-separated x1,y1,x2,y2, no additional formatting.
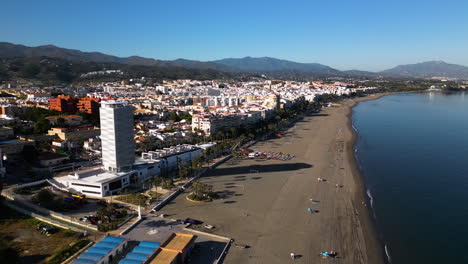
45,239,90,264
116,192,158,206
187,193,212,202
0,202,85,264
147,191,162,199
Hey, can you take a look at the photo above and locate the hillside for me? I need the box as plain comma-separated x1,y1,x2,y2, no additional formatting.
0,56,236,85
380,61,468,79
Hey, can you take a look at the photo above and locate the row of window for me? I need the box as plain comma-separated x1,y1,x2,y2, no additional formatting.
82,190,101,195
71,183,100,189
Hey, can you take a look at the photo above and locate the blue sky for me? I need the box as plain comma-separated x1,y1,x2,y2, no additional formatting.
2,0,468,71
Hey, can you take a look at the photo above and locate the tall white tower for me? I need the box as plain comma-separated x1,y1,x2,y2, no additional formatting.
100,101,135,172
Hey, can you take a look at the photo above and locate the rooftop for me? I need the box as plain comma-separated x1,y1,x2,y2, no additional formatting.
45,115,82,119
160,232,196,252
55,167,133,184
149,248,179,264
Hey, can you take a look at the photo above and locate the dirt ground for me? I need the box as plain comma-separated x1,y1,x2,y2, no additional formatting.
0,205,82,264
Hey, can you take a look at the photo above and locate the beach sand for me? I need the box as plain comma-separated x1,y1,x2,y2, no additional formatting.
159,94,388,264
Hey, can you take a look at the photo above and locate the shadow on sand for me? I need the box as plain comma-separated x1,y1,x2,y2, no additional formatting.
209,163,312,177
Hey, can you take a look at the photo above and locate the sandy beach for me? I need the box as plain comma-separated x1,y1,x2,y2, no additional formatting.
159,94,388,264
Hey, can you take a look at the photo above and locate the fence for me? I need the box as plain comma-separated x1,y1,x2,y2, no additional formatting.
3,188,98,231
3,199,86,232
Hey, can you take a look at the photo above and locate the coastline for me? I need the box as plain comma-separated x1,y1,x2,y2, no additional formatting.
344,93,396,264
157,92,399,263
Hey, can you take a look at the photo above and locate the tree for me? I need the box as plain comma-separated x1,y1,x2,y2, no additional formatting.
33,118,51,134
192,181,213,199
152,177,162,194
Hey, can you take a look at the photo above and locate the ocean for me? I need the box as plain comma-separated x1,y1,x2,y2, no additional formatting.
352,92,468,264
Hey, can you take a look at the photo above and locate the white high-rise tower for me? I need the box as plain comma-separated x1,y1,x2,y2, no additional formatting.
100,101,135,172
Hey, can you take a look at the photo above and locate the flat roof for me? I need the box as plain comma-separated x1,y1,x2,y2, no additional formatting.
55,167,133,184
149,249,179,264
160,233,196,252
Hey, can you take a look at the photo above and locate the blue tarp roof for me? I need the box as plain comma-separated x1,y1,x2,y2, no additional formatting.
87,247,111,255
80,252,104,261
132,246,155,255
71,258,96,264
139,241,160,249
126,252,149,261
118,259,143,264
102,236,125,244
94,241,119,249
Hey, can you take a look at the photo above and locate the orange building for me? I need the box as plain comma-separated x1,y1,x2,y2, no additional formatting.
149,232,197,264
49,95,78,114
77,96,101,115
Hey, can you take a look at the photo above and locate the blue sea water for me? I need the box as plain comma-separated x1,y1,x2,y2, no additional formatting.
352,92,468,264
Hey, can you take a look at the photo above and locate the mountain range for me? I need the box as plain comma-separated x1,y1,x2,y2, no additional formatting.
1,42,468,79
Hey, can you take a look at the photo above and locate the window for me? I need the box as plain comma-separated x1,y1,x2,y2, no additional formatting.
109,179,122,191
82,190,101,194
71,183,100,189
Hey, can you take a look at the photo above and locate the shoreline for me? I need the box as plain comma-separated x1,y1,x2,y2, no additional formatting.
157,92,402,263
344,93,397,264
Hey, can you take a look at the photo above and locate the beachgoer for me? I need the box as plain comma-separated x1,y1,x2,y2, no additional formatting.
290,252,295,259
307,208,313,214
336,184,339,188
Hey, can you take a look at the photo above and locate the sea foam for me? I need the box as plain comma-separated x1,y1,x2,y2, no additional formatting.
384,244,392,263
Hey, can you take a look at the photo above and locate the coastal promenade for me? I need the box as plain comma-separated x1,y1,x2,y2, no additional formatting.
159,95,387,264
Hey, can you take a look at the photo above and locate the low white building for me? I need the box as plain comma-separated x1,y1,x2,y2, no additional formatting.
55,161,160,197
56,168,134,197
141,144,203,171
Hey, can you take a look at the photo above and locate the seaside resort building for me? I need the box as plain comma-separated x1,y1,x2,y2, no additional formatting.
55,101,159,197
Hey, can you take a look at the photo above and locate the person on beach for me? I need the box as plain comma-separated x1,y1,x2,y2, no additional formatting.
290,252,296,259
308,208,313,214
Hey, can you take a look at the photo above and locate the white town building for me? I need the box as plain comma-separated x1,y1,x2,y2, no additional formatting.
100,100,135,173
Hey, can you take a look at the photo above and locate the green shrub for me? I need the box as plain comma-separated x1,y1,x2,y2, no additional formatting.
97,222,118,232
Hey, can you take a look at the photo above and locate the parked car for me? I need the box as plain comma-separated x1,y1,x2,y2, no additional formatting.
37,225,57,235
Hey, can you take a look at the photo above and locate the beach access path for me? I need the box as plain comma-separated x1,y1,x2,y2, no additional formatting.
159,95,385,264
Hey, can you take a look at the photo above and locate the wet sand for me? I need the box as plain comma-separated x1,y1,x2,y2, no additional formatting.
160,94,389,264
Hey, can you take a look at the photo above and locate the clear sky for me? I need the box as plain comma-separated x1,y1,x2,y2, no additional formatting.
2,0,468,71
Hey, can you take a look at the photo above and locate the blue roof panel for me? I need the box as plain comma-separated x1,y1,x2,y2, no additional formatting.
132,246,155,255
118,259,143,264
80,252,104,261
126,252,149,261
87,247,111,255
71,258,96,264
103,236,125,244
95,241,119,249
139,241,160,249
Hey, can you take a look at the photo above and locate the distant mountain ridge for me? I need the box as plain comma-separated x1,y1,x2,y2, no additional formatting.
1,42,468,78
380,61,468,79
212,56,341,75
